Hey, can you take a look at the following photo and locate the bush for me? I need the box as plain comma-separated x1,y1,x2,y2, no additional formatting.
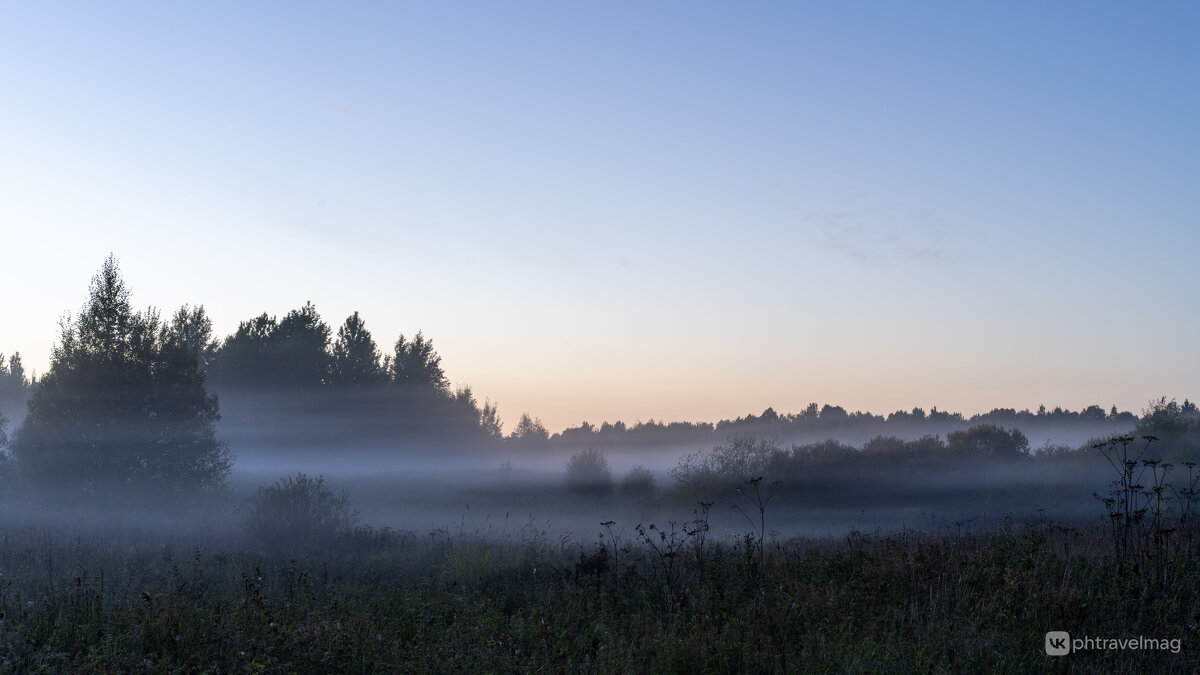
565,448,613,496
770,439,859,478
244,473,356,551
620,465,656,499
945,425,1029,460
1136,397,1200,461
670,436,780,496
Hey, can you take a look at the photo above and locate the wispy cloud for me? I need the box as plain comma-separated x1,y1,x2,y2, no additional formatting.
814,212,956,269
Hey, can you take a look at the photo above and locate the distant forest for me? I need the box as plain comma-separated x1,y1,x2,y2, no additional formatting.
2,329,1169,454
1,257,1198,467
548,401,1146,452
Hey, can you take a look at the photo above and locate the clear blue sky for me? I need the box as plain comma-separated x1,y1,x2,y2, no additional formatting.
2,2,1197,431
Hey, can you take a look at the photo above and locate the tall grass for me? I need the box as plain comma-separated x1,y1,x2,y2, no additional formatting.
0,508,1195,672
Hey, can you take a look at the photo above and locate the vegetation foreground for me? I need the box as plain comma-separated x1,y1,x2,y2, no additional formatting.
0,508,1196,673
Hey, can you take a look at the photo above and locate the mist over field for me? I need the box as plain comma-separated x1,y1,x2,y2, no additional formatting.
4,2,1200,670
0,271,1183,542
0,256,1198,672
2,216,1198,675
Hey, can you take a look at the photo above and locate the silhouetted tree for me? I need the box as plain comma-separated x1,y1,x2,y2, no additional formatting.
862,435,909,461
783,439,860,471
510,413,549,443
620,464,656,499
565,448,613,496
0,413,14,488
599,420,627,434
12,256,231,495
819,404,848,425
1138,397,1187,436
1136,397,1200,459
945,424,1029,460
905,434,947,460
390,331,448,391
330,311,384,387
435,384,506,440
169,305,218,372
0,353,29,388
0,352,31,423
927,406,963,423
211,302,331,389
1183,399,1200,423
479,399,503,439
273,302,331,387
210,313,278,388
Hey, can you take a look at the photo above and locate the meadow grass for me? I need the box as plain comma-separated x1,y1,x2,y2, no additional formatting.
0,507,1196,673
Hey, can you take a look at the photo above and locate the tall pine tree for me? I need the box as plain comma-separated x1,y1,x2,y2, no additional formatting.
14,256,230,496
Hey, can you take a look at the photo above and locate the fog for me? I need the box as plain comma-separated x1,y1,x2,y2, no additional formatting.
4,329,1193,671
0,378,1151,553
210,409,1119,545
0,259,1161,546
0,429,1119,553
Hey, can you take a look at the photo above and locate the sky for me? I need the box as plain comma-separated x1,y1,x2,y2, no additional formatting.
1,2,1197,432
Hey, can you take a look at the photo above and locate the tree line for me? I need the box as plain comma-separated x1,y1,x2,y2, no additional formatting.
0,257,504,498
173,300,502,440
536,401,1145,452
1,256,1196,499
668,400,1200,497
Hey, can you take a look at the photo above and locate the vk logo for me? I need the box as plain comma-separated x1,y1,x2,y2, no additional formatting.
1045,631,1070,656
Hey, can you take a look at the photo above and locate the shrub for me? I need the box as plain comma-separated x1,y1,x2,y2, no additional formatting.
772,439,859,477
861,435,926,469
670,436,780,496
945,425,1029,460
244,473,356,550
905,434,948,461
565,448,613,496
620,465,657,499
1136,397,1200,461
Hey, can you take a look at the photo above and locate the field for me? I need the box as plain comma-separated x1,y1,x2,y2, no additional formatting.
0,469,1197,673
